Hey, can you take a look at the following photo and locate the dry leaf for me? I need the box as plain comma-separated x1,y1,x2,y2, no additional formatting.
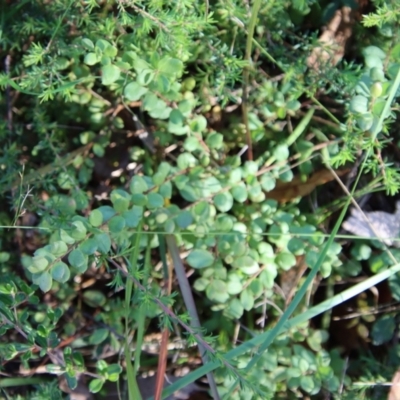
266,168,349,203
307,6,354,71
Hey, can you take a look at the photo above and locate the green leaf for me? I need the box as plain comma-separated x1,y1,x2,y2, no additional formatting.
89,379,104,393
232,255,259,275
79,239,98,255
187,249,214,269
193,277,209,291
82,38,94,50
214,192,233,212
190,115,207,132
131,193,148,206
45,241,68,257
349,95,368,113
227,276,243,295
37,272,53,293
83,290,107,308
103,45,117,58
164,219,175,233
273,144,289,161
122,206,143,228
94,233,111,253
108,216,126,233
260,173,276,191
57,172,74,190
0,252,10,263
106,364,122,382
98,206,116,222
68,249,88,273
230,183,248,203
89,328,109,345
169,109,185,125
206,280,229,303
175,210,193,228
371,315,395,345
240,289,254,311
206,133,223,149
70,221,87,241
225,299,244,319
137,69,155,85
89,210,103,227
158,57,183,78
152,162,171,185
147,192,164,209
275,251,296,270
300,376,315,393
110,189,131,213
124,81,148,101
101,64,120,85
28,256,49,274
84,52,99,66
51,262,70,283
130,176,148,194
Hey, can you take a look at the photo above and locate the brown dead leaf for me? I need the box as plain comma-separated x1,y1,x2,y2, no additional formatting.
267,168,349,203
307,6,354,71
280,255,308,307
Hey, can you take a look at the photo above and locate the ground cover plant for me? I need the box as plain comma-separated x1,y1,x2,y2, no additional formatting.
2,0,400,399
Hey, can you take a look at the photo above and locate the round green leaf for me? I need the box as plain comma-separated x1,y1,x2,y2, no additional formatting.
147,192,164,209
158,57,183,78
187,249,214,269
130,176,148,194
84,52,99,66
46,241,68,257
51,262,70,283
232,255,259,275
371,315,395,345
260,173,276,192
29,256,49,274
193,277,210,291
79,239,98,255
190,115,207,132
124,82,148,101
164,219,175,233
101,64,120,85
225,298,244,319
349,95,368,113
37,272,53,293
214,192,233,212
89,209,103,227
68,249,88,273
175,210,193,228
206,133,223,149
300,376,315,393
169,109,185,125
94,233,111,253
230,183,248,203
227,276,243,295
108,216,126,233
83,290,107,308
206,280,229,303
110,189,131,213
98,206,116,222
70,221,87,241
240,289,254,311
122,206,143,228
275,251,296,270
273,144,289,161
